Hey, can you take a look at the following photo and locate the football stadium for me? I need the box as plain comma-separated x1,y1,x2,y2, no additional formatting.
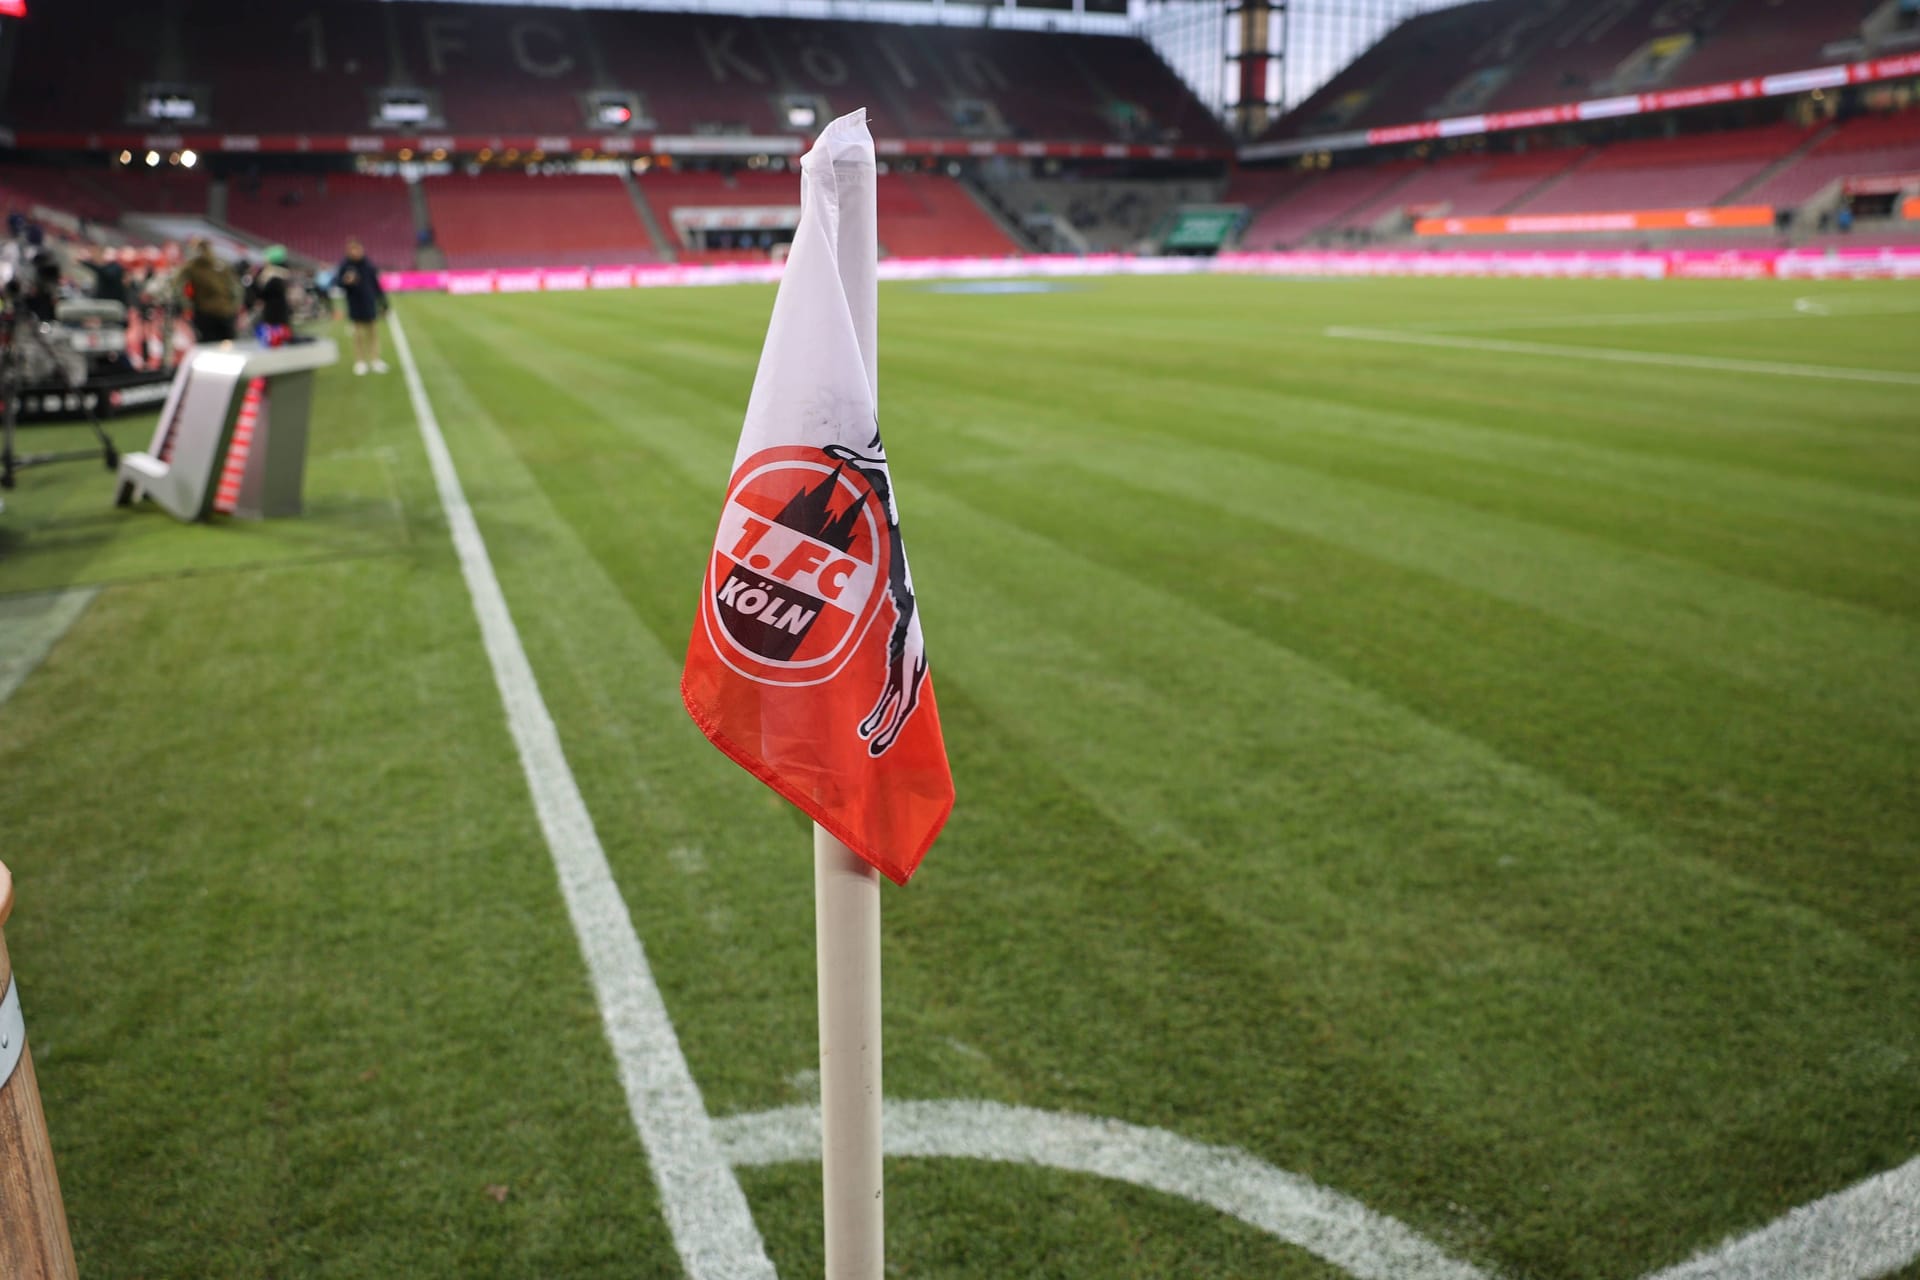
0,2,1916,1277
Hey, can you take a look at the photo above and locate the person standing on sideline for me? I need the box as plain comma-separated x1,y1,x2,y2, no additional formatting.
175,238,240,343
333,237,388,374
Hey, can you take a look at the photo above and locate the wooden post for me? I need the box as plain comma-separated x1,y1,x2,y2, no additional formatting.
0,863,79,1280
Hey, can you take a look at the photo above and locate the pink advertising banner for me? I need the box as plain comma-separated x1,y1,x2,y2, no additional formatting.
379,246,1920,295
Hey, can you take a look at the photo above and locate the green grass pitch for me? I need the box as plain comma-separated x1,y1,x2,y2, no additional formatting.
0,274,1915,1278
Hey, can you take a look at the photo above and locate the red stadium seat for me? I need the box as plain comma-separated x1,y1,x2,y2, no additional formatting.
1510,122,1815,214
1745,110,1920,209
876,173,1020,259
634,168,1018,260
225,174,416,268
423,172,657,268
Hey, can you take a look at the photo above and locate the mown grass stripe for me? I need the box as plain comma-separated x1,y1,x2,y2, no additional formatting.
389,308,777,1280
1326,326,1920,386
935,405,1920,736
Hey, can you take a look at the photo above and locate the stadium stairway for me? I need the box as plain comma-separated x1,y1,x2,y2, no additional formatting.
1749,110,1920,207
1490,149,1597,214
957,173,1045,255
1510,122,1819,216
1318,164,1424,242
1720,122,1837,206
408,184,442,270
1243,162,1426,249
620,171,679,264
1328,150,1582,231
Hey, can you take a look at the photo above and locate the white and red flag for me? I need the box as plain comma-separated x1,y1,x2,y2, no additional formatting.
681,109,952,885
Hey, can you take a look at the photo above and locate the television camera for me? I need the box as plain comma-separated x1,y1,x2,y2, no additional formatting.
0,247,123,491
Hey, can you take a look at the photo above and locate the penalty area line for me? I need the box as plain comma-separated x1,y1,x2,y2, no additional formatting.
1324,325,1920,386
715,1100,1495,1280
387,308,777,1280
1642,1152,1920,1280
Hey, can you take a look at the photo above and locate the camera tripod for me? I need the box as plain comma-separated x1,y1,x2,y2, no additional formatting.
0,302,120,492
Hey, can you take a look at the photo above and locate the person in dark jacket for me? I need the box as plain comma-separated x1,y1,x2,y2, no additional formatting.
90,247,128,306
249,244,295,347
334,237,388,374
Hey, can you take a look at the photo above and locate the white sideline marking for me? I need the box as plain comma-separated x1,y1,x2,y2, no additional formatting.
0,588,98,707
1402,306,1814,333
1324,326,1920,386
387,309,776,1280
713,1101,1495,1280
1641,1154,1920,1280
1406,299,1920,333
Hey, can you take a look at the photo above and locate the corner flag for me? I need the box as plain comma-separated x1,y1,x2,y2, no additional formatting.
681,109,953,885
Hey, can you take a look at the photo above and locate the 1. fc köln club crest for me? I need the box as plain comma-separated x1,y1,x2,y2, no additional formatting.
697,441,928,757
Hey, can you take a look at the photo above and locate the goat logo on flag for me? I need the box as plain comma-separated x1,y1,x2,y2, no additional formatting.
682,108,952,884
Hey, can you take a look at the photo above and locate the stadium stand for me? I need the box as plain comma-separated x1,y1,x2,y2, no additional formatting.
92,168,215,218
633,168,1019,260
1235,108,1915,248
1238,160,1423,248
0,166,127,225
583,13,782,136
1477,0,1722,114
0,1,1227,148
1510,122,1817,214
422,172,654,268
1744,109,1920,208
876,173,1021,258
988,177,1221,251
634,169,793,212
225,174,417,268
1335,147,1589,225
632,169,793,260
1267,0,1885,141
1076,34,1233,145
4,0,1912,269
1224,166,1310,211
1674,0,1882,88
180,0,394,135
1279,4,1500,139
0,164,210,223
388,2,593,135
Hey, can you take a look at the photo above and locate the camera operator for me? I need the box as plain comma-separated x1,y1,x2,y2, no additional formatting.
21,246,61,324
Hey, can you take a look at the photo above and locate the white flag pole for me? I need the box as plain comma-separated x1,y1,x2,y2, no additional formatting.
812,108,886,1280
815,823,883,1280
770,108,887,1279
